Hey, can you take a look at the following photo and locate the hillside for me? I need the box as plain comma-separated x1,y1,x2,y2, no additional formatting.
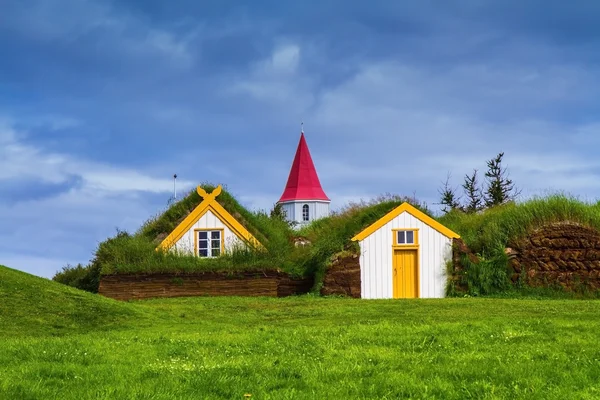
2,294,600,398
439,195,600,296
0,265,143,337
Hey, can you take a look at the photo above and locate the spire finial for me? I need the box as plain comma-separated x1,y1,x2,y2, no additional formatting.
301,121,304,134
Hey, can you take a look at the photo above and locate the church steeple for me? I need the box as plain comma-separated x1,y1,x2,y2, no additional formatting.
278,126,330,225
279,129,329,203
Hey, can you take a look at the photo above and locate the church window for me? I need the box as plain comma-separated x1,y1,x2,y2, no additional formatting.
302,204,310,221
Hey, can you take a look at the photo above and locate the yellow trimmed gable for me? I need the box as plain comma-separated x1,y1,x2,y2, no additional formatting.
351,202,460,242
157,185,262,251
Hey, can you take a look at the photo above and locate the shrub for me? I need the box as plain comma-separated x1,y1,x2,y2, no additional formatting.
52,262,101,293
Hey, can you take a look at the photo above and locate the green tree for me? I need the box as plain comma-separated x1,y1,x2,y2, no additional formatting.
270,203,287,220
462,169,484,213
270,203,298,228
438,173,462,213
483,152,520,207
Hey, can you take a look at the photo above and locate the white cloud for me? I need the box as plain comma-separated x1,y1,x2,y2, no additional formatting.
0,121,195,195
298,60,600,209
227,44,314,109
270,44,300,73
219,43,600,211
0,120,192,278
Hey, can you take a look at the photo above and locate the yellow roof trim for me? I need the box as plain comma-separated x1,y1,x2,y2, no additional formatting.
351,202,460,242
157,185,262,251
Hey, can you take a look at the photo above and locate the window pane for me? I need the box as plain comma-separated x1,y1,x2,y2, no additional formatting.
199,249,208,257
212,249,220,257
211,239,220,249
199,240,208,249
406,231,414,244
211,231,220,239
198,231,208,239
397,231,405,244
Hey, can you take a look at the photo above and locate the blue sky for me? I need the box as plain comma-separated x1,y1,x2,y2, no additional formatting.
2,0,600,278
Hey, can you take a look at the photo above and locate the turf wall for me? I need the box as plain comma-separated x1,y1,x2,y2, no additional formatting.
99,271,313,301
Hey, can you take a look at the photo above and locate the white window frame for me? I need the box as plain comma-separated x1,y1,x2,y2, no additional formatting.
196,229,223,257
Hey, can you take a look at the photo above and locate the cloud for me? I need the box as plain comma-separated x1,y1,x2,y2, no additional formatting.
227,44,314,109
269,44,300,73
4,0,600,279
0,120,193,278
0,121,195,196
210,37,600,211
2,0,194,68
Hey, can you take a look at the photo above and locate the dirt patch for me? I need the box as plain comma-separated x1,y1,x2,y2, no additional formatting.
99,271,313,301
320,254,361,298
510,222,600,291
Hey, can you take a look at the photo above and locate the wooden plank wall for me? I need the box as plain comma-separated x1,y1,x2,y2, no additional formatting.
99,271,314,301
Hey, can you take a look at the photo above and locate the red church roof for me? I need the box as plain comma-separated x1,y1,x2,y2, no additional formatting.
278,131,330,203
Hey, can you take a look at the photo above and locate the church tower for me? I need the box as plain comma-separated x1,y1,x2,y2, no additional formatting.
277,127,330,226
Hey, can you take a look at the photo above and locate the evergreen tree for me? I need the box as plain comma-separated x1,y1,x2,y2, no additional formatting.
462,169,484,213
269,203,287,221
483,152,520,207
438,173,462,213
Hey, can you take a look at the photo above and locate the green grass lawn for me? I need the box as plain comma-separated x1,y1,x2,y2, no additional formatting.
2,265,600,399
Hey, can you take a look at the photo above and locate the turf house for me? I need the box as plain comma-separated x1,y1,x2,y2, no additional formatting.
352,202,460,299
54,126,600,302
157,185,262,257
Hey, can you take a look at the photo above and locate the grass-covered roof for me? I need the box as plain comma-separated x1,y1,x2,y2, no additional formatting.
55,186,433,292
439,194,600,254
137,183,271,245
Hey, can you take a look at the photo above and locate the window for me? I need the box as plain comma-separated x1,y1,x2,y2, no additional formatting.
197,230,222,257
396,230,416,245
302,204,309,222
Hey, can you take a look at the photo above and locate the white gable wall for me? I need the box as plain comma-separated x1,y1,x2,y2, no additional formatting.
173,209,245,255
357,211,453,299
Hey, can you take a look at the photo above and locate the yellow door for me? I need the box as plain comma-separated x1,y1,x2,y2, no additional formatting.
393,250,418,298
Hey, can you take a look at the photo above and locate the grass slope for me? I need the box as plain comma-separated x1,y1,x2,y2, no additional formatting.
440,194,600,255
0,265,145,337
439,195,600,296
2,269,600,399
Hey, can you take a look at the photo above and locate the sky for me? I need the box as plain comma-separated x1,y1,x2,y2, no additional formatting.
2,0,600,278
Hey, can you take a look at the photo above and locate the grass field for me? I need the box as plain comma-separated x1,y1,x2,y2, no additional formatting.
2,265,600,399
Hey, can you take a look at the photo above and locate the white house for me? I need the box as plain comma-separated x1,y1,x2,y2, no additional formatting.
157,185,261,256
351,202,460,299
277,128,330,226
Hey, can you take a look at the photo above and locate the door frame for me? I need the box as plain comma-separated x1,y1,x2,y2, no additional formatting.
391,228,420,298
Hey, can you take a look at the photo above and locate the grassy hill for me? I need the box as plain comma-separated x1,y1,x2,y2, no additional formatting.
0,265,145,337
2,272,600,398
439,195,600,255
439,195,600,296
